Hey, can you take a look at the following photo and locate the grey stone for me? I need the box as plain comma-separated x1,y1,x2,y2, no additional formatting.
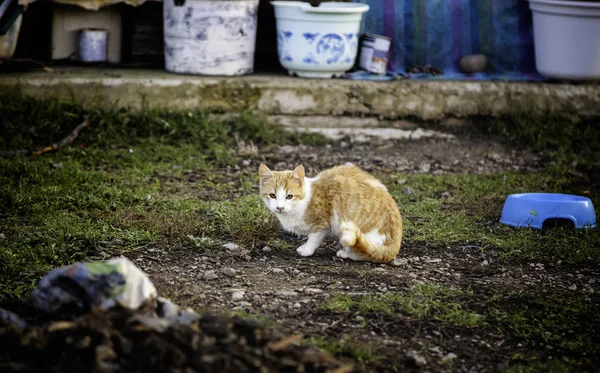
406,350,427,366
441,353,458,364
222,267,236,277
222,242,241,251
232,291,245,301
390,258,408,266
203,270,218,280
276,291,299,298
459,54,488,74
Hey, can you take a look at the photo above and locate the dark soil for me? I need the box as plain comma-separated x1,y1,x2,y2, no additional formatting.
0,303,351,373
2,131,599,373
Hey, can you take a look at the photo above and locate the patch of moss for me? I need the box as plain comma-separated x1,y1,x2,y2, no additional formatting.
323,283,485,328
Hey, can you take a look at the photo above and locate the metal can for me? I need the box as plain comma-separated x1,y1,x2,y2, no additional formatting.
358,33,391,74
79,29,108,63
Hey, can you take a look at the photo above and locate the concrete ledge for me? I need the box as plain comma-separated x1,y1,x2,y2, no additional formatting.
1,67,599,120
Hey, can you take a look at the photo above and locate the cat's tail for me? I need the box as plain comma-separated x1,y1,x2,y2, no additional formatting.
340,222,401,264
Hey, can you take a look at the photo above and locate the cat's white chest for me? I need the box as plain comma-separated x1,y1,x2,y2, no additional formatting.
277,212,309,236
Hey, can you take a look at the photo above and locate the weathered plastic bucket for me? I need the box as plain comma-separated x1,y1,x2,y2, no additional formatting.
528,0,600,80
163,0,259,76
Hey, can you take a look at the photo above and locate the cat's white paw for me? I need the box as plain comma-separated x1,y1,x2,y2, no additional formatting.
336,249,349,259
297,244,315,257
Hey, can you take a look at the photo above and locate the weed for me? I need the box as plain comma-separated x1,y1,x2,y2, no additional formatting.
323,283,485,328
309,336,376,366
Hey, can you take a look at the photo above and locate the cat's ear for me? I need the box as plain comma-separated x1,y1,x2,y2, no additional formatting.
292,165,305,181
259,163,273,183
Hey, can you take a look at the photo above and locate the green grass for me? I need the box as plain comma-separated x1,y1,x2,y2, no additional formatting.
1,89,600,373
388,173,600,264
324,283,485,328
0,91,326,299
309,336,377,367
488,292,600,370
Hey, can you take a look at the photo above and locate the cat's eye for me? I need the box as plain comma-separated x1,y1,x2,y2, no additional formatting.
269,193,276,199
286,194,293,200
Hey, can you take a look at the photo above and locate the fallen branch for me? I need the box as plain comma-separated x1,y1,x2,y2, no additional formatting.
31,118,90,156
269,334,304,352
0,118,90,158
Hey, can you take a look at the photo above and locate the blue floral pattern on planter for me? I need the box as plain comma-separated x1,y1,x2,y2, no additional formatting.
276,30,360,67
303,53,319,65
277,30,294,62
303,32,320,44
316,33,345,64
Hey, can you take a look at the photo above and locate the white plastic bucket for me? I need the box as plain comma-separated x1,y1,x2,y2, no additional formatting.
163,0,259,76
528,0,600,80
272,1,369,78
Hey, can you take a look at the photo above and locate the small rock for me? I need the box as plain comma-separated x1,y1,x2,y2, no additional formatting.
408,257,421,263
406,350,427,367
272,268,285,274
396,178,407,185
482,260,489,266
374,267,386,273
355,315,365,322
428,346,443,354
252,295,262,304
427,258,442,264
432,170,444,175
459,54,488,74
402,186,415,195
293,303,301,308
419,162,432,173
276,291,298,298
222,267,236,277
279,145,296,154
304,288,323,294
262,246,272,252
0,233,5,240
223,242,241,251
390,258,408,266
52,162,63,169
242,159,251,166
441,353,458,364
203,270,218,280
232,291,245,301
440,191,451,198
569,284,577,291
486,152,502,161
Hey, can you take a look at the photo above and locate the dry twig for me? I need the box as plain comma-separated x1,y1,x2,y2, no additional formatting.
269,334,304,352
0,118,90,157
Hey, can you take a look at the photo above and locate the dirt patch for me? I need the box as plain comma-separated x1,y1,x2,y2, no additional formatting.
0,304,351,373
256,135,541,176
127,236,599,372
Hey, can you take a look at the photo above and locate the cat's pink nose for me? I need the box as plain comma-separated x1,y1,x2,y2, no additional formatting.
276,206,284,212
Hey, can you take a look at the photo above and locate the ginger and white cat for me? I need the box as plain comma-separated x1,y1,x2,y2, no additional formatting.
258,163,403,263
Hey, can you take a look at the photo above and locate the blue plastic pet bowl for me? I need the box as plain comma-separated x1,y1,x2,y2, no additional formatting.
500,193,596,229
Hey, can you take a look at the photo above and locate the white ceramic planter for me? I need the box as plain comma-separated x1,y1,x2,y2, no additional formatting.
272,1,369,78
528,0,600,80
163,0,259,76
